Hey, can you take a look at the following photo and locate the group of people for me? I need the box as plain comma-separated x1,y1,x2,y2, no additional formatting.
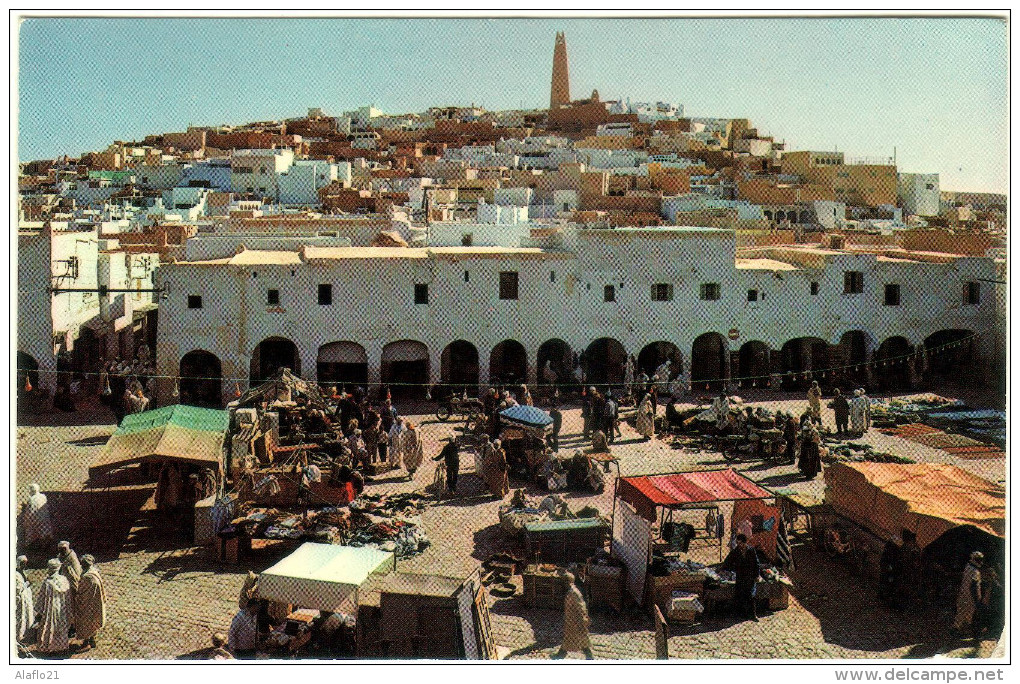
15,541,107,656
825,385,873,435
316,388,426,481
581,387,624,444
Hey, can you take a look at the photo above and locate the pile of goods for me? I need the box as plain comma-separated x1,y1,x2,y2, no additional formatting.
229,491,431,558
498,490,605,538
826,442,915,465
232,505,351,544
869,394,960,428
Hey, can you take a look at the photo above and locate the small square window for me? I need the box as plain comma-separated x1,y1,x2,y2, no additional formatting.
267,289,280,306
747,289,758,302
964,281,980,305
810,281,820,295
414,283,429,305
499,271,519,300
461,234,473,246
187,295,202,309
318,283,333,305
844,271,864,294
604,285,616,302
884,283,900,306
699,283,721,301
651,283,673,301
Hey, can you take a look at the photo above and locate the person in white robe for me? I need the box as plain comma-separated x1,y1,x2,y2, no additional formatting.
653,360,672,390
635,394,655,440
850,389,869,434
57,541,82,630
21,483,54,548
696,393,732,430
401,423,424,479
859,389,873,429
15,556,35,643
75,555,106,649
953,552,984,636
36,559,70,654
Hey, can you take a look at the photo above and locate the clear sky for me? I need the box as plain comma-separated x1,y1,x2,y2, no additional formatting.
16,16,1008,193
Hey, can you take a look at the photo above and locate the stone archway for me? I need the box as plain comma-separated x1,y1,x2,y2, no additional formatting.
250,337,300,386
536,339,572,390
381,340,430,400
490,340,528,388
583,337,627,388
179,350,223,408
779,337,829,390
923,329,975,378
638,341,683,379
317,341,369,390
440,340,480,397
874,336,915,391
691,333,728,390
737,341,770,389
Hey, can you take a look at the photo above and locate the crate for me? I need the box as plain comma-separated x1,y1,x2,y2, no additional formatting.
522,566,567,609
645,572,706,617
523,518,606,565
584,563,624,613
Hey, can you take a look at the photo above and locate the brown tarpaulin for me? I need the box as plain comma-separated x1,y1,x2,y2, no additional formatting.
823,461,1005,548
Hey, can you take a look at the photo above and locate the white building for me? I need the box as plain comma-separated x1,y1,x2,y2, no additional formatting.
230,149,296,199
17,223,159,396
897,173,940,217
153,227,1000,406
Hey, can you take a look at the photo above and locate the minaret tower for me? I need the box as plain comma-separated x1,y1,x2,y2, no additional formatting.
549,32,570,109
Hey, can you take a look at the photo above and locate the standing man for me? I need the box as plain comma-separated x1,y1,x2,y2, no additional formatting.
36,559,71,654
829,389,850,436
807,381,823,426
57,540,82,632
433,438,461,496
850,389,868,434
75,555,106,651
953,551,984,639
551,572,594,660
548,406,563,453
21,483,54,549
401,423,424,480
635,394,655,441
859,388,873,430
722,534,761,622
581,389,593,439
15,555,34,644
603,392,619,444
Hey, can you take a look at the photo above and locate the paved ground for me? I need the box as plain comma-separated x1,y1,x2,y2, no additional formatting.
14,379,1004,660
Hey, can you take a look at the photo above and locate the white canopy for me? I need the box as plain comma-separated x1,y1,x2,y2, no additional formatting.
258,543,395,612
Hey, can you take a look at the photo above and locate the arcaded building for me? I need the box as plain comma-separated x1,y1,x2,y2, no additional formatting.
153,225,999,407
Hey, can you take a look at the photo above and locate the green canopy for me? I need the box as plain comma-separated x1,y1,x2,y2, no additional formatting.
90,404,229,476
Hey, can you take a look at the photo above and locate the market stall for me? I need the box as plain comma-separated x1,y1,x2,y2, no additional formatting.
818,461,1005,584
255,543,395,657
612,468,790,620
498,405,553,481
357,571,497,659
90,404,229,479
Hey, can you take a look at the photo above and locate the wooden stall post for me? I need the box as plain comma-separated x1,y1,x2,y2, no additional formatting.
654,605,669,660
